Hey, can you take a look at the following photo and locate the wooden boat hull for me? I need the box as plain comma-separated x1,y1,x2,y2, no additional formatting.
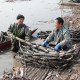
60,2,80,6
0,37,12,50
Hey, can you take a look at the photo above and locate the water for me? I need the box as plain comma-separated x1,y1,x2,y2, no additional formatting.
0,0,73,76
0,51,22,76
0,0,73,32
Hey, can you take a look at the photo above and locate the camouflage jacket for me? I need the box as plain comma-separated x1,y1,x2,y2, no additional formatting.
46,26,72,49
8,23,31,40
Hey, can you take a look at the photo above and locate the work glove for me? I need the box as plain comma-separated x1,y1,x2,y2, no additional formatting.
54,43,61,51
42,40,47,46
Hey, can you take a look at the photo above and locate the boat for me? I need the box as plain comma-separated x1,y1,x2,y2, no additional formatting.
0,28,38,51
60,2,80,6
0,36,12,50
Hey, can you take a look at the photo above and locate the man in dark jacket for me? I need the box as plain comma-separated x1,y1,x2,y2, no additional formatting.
7,14,31,52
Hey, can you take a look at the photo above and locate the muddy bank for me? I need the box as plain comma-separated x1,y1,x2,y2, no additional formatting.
1,51,80,80
63,6,80,30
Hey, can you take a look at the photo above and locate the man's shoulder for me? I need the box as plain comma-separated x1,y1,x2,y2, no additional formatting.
63,26,70,34
63,25,69,29
10,23,17,27
23,24,29,28
53,27,57,31
52,27,57,33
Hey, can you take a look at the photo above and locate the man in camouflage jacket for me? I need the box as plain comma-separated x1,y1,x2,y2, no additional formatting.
42,17,72,51
8,14,31,52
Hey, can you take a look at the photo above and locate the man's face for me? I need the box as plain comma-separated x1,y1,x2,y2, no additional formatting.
17,18,24,24
54,20,62,29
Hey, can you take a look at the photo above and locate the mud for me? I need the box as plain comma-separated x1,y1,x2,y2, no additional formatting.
63,6,80,30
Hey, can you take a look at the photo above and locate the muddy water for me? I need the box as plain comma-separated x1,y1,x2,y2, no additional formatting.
0,0,73,32
0,51,22,76
0,0,73,76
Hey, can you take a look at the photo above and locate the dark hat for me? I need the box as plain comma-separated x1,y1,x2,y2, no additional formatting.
17,14,25,20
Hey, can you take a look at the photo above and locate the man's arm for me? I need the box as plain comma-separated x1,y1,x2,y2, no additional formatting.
42,30,54,46
59,30,72,47
54,30,72,50
7,24,15,38
46,30,54,42
25,25,31,41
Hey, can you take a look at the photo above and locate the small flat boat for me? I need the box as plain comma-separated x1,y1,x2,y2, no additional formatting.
60,2,80,6
0,36,12,50
0,28,38,50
